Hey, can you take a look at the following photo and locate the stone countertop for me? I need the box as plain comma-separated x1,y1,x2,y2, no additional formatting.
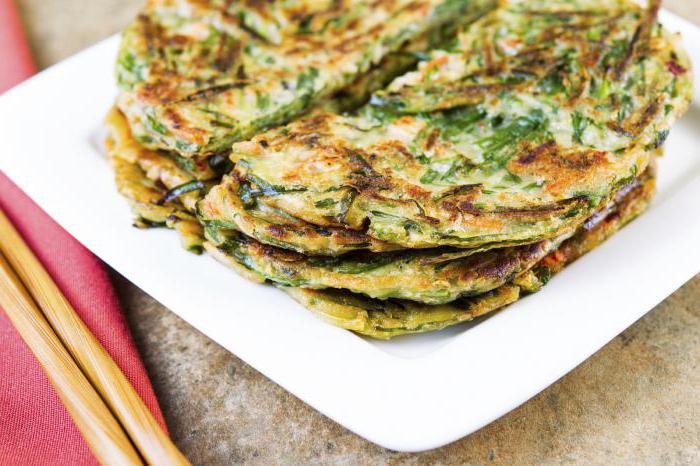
16,1,700,464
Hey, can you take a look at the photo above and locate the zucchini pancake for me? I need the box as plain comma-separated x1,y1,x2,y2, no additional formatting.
107,0,692,338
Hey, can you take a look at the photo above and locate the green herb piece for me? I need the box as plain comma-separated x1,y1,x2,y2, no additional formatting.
157,180,205,205
572,111,593,144
314,198,338,208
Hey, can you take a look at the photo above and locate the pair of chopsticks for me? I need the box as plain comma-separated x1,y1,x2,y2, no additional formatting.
0,208,190,466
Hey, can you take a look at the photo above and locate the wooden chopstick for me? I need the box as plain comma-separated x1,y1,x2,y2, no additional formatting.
0,209,190,466
0,251,144,466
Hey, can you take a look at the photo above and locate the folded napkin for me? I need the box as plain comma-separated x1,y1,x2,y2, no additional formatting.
0,1,169,464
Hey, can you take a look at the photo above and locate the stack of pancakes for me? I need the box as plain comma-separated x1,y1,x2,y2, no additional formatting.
106,0,692,338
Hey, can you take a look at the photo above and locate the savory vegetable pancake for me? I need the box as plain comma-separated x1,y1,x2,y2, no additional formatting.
114,27,468,183
108,0,487,235
198,173,399,255
201,164,654,304
282,284,520,339
105,107,205,211
116,0,495,161
225,0,691,251
107,106,400,255
215,166,657,339
105,108,205,252
104,0,691,340
106,154,206,253
204,225,566,304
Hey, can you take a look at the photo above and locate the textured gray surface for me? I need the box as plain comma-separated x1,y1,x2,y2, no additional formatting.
16,1,700,464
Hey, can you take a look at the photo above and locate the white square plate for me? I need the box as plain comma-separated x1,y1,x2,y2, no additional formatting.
1,10,698,453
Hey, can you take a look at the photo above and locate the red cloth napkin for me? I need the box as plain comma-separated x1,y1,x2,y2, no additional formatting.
0,0,35,92
0,1,169,464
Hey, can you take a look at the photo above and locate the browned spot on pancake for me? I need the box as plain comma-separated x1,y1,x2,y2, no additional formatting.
347,151,392,192
232,167,247,183
400,1,424,13
492,197,584,219
667,60,687,76
606,121,636,138
613,0,661,80
214,39,241,73
180,83,247,103
346,17,360,31
439,200,461,222
298,133,321,149
459,196,584,221
336,227,371,242
404,184,431,202
614,25,643,80
164,108,183,130
292,113,332,134
279,170,303,184
165,35,189,47
138,80,179,104
457,201,482,216
483,38,497,76
607,97,661,140
267,224,289,239
333,23,383,53
470,254,520,282
580,46,603,68
374,140,414,160
459,213,504,231
243,0,275,19
425,128,441,151
509,142,610,196
249,239,301,262
166,114,207,145
561,150,608,170
284,44,312,55
634,98,661,133
466,241,547,283
516,140,557,165
416,213,440,225
138,13,161,51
